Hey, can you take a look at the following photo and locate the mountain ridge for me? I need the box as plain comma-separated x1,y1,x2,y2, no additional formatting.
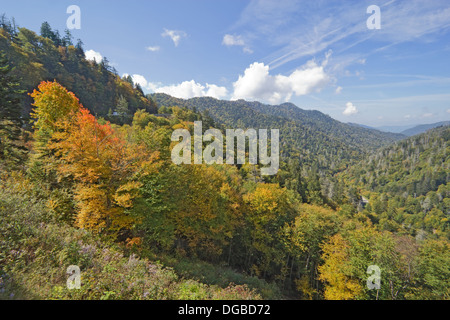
349,121,450,136
151,93,406,173
400,121,450,136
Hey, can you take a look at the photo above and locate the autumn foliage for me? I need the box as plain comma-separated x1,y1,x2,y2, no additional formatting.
20,80,450,300
30,81,143,236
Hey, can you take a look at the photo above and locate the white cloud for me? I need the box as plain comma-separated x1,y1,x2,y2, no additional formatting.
335,86,343,94
122,73,158,92
85,49,103,63
343,102,358,116
223,34,245,46
232,58,330,104
130,74,149,88
161,29,187,47
223,34,253,54
146,46,160,52
235,1,450,70
123,74,228,100
204,84,228,99
155,80,228,100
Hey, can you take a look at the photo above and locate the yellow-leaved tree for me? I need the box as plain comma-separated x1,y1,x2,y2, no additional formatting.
318,234,363,300
30,81,146,238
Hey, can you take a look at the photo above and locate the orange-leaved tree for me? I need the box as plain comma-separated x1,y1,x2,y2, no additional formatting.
30,81,143,238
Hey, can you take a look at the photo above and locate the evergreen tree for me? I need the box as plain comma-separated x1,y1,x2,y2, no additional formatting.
135,83,145,96
115,95,129,123
0,51,25,161
75,39,84,55
124,75,134,86
40,21,53,39
62,29,73,47
0,14,18,38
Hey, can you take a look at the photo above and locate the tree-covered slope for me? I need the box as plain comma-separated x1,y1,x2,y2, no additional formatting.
344,125,449,196
152,93,405,171
340,125,449,240
0,172,260,300
0,17,157,121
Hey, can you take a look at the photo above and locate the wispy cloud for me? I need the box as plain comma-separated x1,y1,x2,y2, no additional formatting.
346,75,450,90
231,0,450,71
161,29,187,47
222,34,253,53
146,46,160,52
223,34,245,46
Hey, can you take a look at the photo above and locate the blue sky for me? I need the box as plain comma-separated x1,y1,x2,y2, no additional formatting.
2,0,450,127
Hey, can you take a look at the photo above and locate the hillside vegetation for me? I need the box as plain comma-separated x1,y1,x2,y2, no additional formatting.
0,16,157,122
0,16,449,300
152,94,405,171
341,125,450,240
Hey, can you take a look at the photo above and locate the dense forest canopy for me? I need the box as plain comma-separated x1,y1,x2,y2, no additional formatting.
0,16,449,300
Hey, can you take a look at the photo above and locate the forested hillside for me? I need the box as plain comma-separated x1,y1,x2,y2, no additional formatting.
0,16,157,122
340,125,450,239
1,16,449,301
152,93,405,171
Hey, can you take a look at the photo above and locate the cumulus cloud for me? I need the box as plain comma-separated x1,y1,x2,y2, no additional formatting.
231,58,330,104
146,46,160,52
162,29,187,47
155,80,228,99
123,74,227,100
85,49,103,63
222,34,252,54
343,102,358,116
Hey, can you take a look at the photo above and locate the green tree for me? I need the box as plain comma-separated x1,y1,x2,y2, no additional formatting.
115,95,129,122
0,51,25,163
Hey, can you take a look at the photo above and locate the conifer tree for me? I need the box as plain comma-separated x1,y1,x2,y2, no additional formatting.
0,51,24,161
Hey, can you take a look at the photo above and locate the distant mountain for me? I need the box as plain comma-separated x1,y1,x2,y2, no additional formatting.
349,121,450,137
152,94,405,171
347,122,381,131
376,124,416,133
400,121,450,137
